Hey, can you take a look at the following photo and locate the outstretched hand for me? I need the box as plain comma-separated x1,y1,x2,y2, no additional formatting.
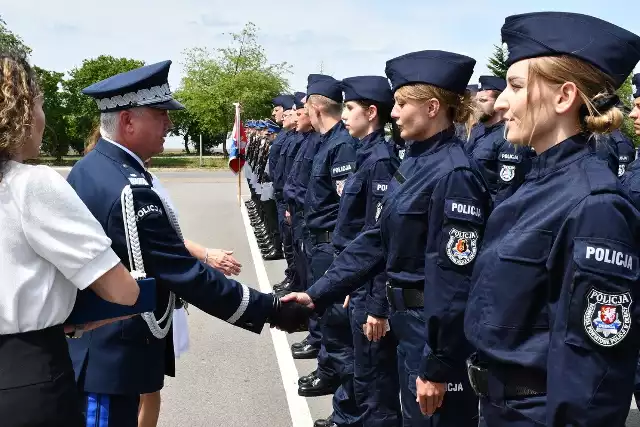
280,292,315,309
269,298,314,333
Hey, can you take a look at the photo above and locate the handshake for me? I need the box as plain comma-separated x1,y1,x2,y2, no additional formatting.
267,292,315,333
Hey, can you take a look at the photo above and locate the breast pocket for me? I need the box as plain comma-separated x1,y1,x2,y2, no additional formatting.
393,194,430,273
484,229,552,329
343,178,363,195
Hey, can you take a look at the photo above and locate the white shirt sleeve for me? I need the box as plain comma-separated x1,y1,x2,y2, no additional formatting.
20,166,120,290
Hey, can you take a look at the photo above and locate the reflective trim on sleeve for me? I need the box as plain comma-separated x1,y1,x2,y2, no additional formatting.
227,284,250,324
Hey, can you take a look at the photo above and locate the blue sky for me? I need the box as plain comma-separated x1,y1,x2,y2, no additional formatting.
1,0,638,148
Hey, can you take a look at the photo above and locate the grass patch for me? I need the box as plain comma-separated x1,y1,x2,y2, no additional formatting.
31,156,229,169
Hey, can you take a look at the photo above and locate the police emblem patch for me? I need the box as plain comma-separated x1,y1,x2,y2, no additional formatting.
499,164,515,182
375,202,383,221
446,228,478,266
398,149,405,160
618,164,626,177
336,179,346,196
583,288,632,347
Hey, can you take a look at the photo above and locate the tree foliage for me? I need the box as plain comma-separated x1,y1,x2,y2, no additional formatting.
34,66,69,159
63,56,145,153
616,74,640,147
0,17,31,56
487,44,508,80
177,22,290,155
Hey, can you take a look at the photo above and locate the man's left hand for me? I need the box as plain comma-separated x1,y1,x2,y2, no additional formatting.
416,378,445,416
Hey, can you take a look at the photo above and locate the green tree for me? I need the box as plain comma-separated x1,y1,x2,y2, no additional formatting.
34,66,69,160
487,44,508,80
0,17,31,55
63,55,144,153
616,74,640,147
177,22,290,156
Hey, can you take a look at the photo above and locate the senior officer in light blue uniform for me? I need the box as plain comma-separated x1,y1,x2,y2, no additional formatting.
66,61,310,427
332,75,402,427
297,74,360,414
285,50,491,426
463,13,640,426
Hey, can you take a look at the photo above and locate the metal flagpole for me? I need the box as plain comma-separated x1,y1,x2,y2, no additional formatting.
233,102,242,206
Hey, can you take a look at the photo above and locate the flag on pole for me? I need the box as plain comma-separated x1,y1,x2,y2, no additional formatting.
228,102,247,174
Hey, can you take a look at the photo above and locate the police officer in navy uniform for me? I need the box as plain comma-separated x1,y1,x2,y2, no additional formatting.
465,75,532,204
280,92,315,298
297,74,360,410
66,61,311,426
285,50,491,426
286,98,324,360
463,13,640,426
273,92,306,296
611,128,636,177
620,71,640,412
330,75,402,427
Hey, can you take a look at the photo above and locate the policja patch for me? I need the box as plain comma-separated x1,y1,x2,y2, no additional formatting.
446,228,478,266
583,288,632,347
499,164,515,182
136,204,163,222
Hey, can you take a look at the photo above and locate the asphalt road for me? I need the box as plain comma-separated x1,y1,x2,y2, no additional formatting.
55,168,640,426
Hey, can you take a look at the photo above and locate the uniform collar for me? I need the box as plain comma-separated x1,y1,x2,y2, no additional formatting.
407,126,456,157
321,120,346,140
94,137,147,175
356,128,386,167
100,135,146,171
527,134,590,178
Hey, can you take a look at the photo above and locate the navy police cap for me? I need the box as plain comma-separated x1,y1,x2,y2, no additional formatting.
466,84,479,94
633,73,640,99
82,60,184,112
385,50,476,95
501,12,640,88
273,94,295,110
341,76,393,106
478,76,506,92
293,91,306,109
307,74,343,103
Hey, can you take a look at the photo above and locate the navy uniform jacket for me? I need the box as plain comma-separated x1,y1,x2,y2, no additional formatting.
464,135,640,426
466,122,531,202
273,131,301,196
613,130,636,176
304,121,358,233
283,131,316,209
331,128,400,319
307,127,491,382
282,132,306,187
66,139,274,395
267,129,291,183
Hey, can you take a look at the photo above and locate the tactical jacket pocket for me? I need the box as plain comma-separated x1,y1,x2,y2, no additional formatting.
483,229,553,329
343,178,363,195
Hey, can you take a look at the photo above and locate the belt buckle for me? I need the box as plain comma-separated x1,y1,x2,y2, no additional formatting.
466,357,486,398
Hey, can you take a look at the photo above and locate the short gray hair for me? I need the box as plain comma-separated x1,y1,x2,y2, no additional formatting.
99,112,120,139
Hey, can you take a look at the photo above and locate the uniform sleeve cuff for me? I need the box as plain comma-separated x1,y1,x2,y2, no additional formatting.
365,294,389,318
419,351,453,383
69,248,121,291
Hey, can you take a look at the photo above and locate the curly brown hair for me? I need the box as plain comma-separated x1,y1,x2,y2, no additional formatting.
0,48,41,181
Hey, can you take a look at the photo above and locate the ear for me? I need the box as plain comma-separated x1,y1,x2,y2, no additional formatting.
367,104,379,122
555,81,578,115
426,98,441,118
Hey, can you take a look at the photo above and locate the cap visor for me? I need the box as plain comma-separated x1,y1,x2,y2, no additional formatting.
149,99,185,110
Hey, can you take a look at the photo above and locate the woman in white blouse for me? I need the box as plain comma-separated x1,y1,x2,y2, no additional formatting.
0,51,140,426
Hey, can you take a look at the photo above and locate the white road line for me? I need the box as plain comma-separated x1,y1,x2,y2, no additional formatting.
239,199,313,427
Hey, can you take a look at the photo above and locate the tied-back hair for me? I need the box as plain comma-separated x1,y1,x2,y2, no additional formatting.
395,84,474,125
527,55,624,135
0,48,41,182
